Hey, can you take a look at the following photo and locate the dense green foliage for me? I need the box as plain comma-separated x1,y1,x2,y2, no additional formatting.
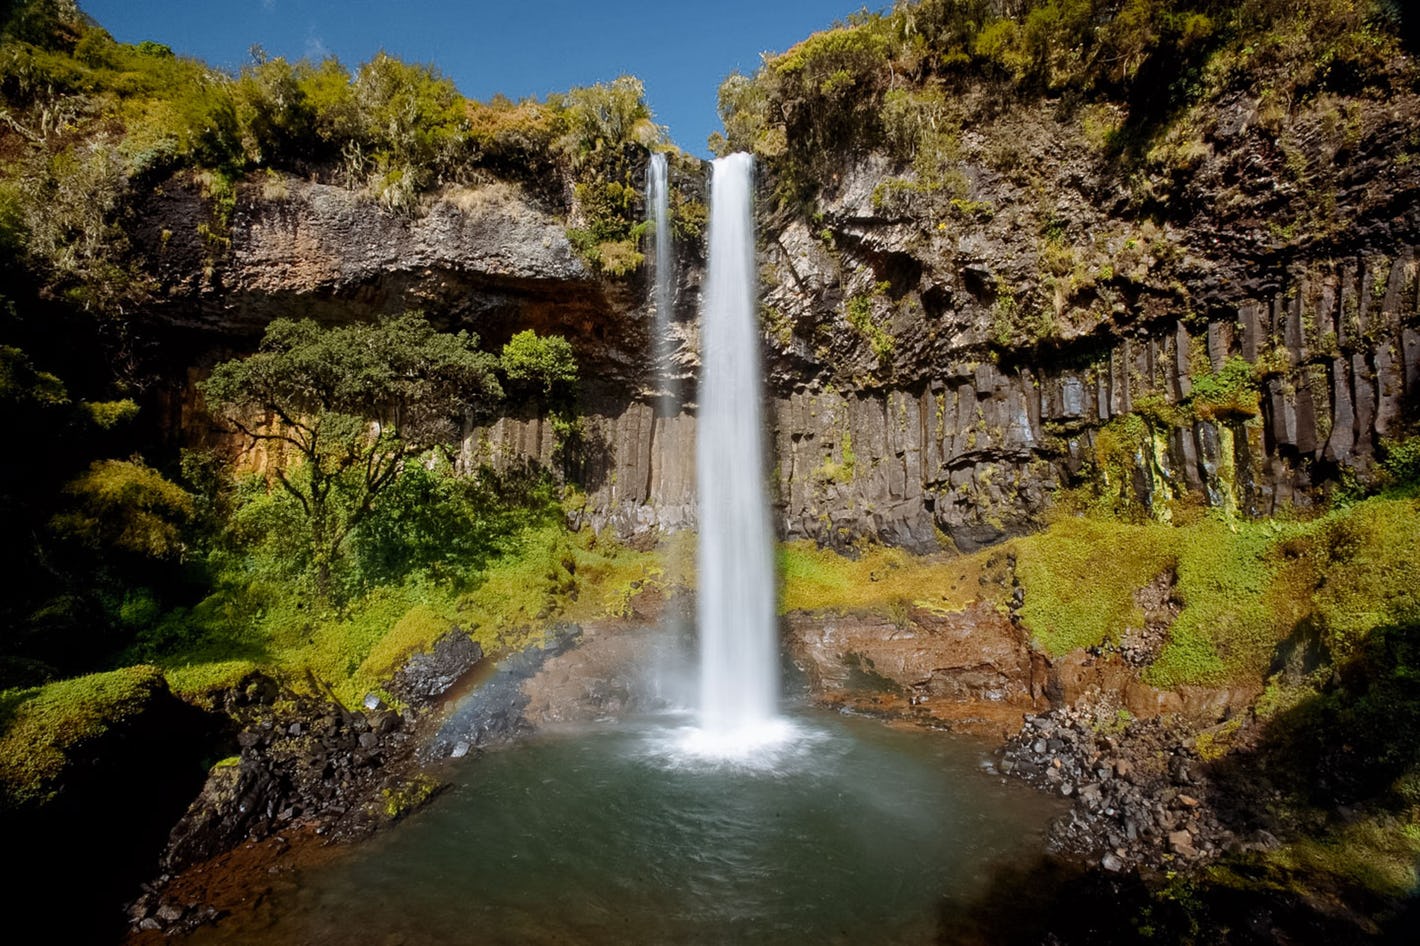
200,313,501,601
0,663,167,806
714,0,1412,206
0,12,1414,939
500,328,579,397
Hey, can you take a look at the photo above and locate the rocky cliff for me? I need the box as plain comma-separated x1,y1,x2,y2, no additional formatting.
130,52,1420,553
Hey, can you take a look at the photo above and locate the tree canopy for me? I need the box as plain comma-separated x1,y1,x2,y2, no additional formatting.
200,313,501,600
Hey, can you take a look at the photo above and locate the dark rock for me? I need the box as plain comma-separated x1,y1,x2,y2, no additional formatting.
999,705,1233,872
389,628,484,705
426,625,582,759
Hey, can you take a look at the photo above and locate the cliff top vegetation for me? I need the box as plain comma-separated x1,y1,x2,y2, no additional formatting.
0,0,678,310
714,0,1417,207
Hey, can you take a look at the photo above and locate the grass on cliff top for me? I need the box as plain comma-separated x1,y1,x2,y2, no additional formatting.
0,665,167,808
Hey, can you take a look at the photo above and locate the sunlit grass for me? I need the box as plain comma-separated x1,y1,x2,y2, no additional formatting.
0,665,168,806
778,540,987,615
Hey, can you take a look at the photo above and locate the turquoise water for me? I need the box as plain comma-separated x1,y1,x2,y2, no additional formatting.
184,708,1061,945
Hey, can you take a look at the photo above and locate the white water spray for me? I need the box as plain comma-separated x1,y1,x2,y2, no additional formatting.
691,153,784,756
647,153,677,407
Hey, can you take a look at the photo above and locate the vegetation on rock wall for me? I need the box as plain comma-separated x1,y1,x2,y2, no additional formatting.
0,3,1415,941
781,487,1420,937
0,0,678,316
716,0,1413,207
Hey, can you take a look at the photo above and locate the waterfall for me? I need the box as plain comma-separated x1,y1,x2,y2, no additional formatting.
647,152,677,408
693,152,782,753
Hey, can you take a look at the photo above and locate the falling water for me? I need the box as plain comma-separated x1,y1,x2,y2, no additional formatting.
692,152,783,756
647,152,677,407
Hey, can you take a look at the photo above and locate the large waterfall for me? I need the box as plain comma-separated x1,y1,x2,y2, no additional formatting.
692,152,782,754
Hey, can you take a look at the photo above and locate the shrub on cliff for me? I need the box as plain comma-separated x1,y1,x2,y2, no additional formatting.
714,0,1410,205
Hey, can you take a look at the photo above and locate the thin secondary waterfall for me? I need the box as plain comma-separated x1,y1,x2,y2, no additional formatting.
647,152,677,407
694,152,781,752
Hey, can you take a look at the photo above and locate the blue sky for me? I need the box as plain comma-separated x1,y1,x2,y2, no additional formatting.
81,1,870,155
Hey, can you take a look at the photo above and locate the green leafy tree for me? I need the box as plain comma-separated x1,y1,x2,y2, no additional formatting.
200,313,501,601
499,330,578,395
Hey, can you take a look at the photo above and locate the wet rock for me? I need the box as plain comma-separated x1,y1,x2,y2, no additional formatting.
157,672,429,882
389,628,484,705
999,702,1234,872
783,602,1041,735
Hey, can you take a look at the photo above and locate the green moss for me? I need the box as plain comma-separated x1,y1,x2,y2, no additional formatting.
149,516,692,710
1266,496,1420,660
778,541,981,617
1264,814,1420,901
844,294,894,363
1013,517,1175,655
162,660,263,705
378,772,441,821
0,665,167,807
1190,355,1261,421
1146,518,1285,687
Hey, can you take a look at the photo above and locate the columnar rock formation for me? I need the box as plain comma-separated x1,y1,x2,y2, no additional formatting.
137,79,1420,553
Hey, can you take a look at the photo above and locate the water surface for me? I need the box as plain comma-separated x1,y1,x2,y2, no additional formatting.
183,708,1061,945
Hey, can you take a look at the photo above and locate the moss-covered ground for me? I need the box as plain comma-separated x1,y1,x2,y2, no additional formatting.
0,664,169,807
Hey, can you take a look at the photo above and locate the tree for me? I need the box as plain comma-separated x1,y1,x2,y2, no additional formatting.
200,313,501,601
499,329,578,397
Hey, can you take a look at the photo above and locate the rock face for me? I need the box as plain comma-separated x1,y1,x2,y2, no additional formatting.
784,603,1045,736
521,610,695,725
160,673,418,876
424,624,583,759
134,75,1420,548
388,628,484,705
133,174,648,384
787,604,1038,697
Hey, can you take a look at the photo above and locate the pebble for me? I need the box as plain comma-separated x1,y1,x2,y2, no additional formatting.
998,705,1234,872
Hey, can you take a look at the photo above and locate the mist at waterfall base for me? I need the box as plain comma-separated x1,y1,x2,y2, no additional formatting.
173,156,1064,944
